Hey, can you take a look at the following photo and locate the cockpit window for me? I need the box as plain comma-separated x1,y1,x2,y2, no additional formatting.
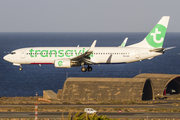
11,52,16,55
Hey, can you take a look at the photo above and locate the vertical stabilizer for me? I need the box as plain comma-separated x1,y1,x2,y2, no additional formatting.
127,16,170,48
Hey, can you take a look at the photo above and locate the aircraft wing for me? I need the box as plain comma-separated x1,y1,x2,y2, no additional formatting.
71,40,97,65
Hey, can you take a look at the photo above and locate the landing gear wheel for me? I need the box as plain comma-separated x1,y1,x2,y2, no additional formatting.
19,67,23,71
81,67,87,72
87,66,92,72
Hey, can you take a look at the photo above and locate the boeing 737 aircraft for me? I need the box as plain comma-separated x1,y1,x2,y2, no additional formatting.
3,16,171,72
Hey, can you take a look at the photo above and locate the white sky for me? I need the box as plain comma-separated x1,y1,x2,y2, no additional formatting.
0,0,179,32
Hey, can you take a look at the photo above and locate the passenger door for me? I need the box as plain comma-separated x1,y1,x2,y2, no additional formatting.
135,49,140,59
21,50,26,59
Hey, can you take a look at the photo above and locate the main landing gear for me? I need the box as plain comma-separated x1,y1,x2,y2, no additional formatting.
81,65,92,72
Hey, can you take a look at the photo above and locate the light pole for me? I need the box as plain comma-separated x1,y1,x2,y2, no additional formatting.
35,93,38,120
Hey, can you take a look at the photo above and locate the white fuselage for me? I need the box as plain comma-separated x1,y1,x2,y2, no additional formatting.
4,47,162,65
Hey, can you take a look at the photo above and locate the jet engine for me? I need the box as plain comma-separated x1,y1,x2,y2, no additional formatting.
54,59,81,68
54,59,71,68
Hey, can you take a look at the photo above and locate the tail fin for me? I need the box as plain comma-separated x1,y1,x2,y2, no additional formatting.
127,16,170,48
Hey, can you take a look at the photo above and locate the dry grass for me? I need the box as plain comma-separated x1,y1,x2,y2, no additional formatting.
0,96,61,105
0,96,169,105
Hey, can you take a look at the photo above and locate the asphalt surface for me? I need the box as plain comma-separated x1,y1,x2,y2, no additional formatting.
0,112,180,118
0,100,179,118
0,102,180,109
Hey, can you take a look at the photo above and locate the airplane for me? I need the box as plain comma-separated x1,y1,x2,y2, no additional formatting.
3,16,172,72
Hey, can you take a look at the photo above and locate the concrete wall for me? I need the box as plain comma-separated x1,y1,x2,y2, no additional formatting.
43,90,57,99
58,77,149,101
57,89,62,100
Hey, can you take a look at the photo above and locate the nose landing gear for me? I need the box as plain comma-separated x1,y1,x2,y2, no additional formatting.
19,67,23,71
19,65,23,71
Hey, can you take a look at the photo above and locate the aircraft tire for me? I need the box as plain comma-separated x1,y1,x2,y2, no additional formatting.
81,67,87,72
19,67,23,71
87,66,92,72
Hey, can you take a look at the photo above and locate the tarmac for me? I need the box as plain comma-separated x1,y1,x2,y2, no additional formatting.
0,112,180,118
0,100,180,108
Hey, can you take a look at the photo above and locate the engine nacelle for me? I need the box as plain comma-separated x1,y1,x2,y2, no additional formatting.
54,59,71,68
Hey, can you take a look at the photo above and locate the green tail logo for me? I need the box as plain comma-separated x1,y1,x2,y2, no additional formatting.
146,24,167,48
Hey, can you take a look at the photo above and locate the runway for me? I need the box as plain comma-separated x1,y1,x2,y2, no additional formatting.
0,112,180,118
0,100,180,109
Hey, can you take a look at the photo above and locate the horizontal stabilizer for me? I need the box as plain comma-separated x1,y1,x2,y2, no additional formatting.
149,46,175,53
165,46,176,50
149,48,165,52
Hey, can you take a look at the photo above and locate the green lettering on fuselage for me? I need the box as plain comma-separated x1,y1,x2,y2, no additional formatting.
28,48,93,58
74,49,82,56
83,48,85,53
78,50,82,55
58,50,64,57
89,53,93,57
50,50,57,57
65,50,73,57
35,50,41,57
29,49,34,57
41,50,48,57
74,50,78,56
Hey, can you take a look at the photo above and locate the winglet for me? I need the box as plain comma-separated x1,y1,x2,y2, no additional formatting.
88,40,97,52
119,37,128,47
70,40,97,61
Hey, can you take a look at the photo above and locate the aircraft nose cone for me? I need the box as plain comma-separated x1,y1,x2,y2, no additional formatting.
3,55,10,61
